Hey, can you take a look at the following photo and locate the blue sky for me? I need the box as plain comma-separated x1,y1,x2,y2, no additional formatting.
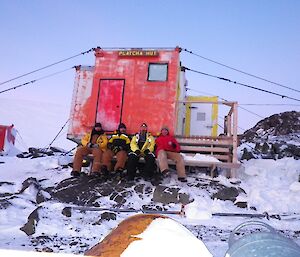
1,0,300,132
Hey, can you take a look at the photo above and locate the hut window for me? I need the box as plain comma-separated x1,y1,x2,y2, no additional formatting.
197,112,206,121
147,63,168,81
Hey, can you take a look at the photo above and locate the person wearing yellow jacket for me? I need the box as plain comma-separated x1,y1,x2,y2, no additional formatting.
101,123,130,176
71,123,108,176
126,123,156,181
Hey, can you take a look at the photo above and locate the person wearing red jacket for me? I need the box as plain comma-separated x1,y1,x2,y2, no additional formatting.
155,126,187,182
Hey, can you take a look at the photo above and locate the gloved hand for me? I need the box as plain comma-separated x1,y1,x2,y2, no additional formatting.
107,143,113,150
88,143,98,148
144,149,150,155
113,146,121,153
135,150,141,155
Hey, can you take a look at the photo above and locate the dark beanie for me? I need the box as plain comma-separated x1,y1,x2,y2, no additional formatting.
118,123,126,129
92,122,104,136
161,125,169,131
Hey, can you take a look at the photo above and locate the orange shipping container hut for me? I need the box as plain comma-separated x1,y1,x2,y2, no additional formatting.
68,47,184,136
67,47,240,177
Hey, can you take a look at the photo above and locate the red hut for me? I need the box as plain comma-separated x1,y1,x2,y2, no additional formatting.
68,47,185,139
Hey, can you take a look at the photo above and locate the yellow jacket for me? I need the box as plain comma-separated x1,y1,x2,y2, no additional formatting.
108,133,131,152
81,132,108,151
130,132,155,154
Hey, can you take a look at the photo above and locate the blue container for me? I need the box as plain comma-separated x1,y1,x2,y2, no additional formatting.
225,221,300,257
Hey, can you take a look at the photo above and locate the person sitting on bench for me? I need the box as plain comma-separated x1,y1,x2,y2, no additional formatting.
155,126,187,182
101,123,130,177
71,122,108,177
126,123,156,181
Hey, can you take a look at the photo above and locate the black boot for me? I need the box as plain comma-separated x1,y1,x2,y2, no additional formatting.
71,170,80,177
126,153,139,181
100,165,109,177
115,168,126,181
144,153,156,179
161,169,171,177
90,171,102,178
178,177,187,182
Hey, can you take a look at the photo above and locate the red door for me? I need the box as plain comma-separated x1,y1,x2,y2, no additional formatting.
96,79,124,131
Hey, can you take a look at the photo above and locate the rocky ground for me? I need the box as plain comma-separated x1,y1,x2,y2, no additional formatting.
1,165,299,255
239,111,300,161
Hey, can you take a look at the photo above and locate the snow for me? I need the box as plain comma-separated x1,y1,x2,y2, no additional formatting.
0,250,77,256
183,153,221,162
0,98,300,256
184,201,212,220
0,156,300,257
240,158,300,213
121,218,212,257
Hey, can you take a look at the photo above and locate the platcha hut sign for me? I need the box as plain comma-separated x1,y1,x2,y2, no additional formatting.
118,50,159,57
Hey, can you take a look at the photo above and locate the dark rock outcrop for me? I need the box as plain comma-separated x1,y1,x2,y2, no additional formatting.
239,111,300,160
241,111,300,142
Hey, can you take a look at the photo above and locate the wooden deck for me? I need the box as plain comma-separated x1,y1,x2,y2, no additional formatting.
173,135,240,177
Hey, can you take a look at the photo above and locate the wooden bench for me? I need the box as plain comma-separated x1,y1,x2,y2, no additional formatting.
175,135,241,177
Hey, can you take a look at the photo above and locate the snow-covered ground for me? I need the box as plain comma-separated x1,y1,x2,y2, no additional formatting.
0,154,300,256
1,98,300,256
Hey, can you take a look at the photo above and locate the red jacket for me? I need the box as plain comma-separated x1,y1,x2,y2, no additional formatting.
155,134,180,156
